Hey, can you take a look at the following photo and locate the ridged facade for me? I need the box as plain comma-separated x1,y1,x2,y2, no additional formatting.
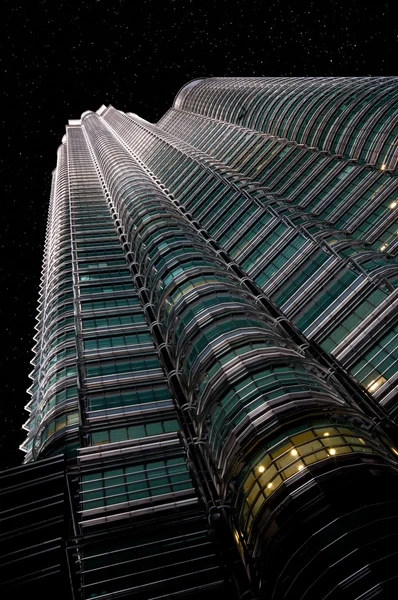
7,78,398,599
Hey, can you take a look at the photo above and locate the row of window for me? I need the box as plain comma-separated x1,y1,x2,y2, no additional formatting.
81,456,192,510
86,356,161,378
88,384,171,412
84,332,152,351
81,295,140,312
91,418,179,445
82,313,146,329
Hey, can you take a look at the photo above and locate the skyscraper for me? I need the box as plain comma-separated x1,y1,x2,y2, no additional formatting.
2,77,398,599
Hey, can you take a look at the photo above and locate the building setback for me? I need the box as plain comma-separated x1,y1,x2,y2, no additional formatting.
2,77,398,599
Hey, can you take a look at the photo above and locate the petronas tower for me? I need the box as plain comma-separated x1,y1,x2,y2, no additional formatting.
2,77,398,600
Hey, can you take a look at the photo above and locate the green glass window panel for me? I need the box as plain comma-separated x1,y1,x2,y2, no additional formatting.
146,422,164,435
351,326,398,386
92,431,110,445
273,251,328,305
79,259,126,269
294,270,357,331
88,386,170,411
86,356,159,377
84,332,151,351
241,224,288,270
46,346,76,368
80,282,136,295
164,419,179,432
81,296,140,311
319,288,389,351
109,428,128,443
128,425,146,438
81,456,192,509
79,270,131,282
45,365,77,390
67,412,79,426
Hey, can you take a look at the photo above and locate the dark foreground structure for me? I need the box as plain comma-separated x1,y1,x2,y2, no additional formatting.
2,77,398,599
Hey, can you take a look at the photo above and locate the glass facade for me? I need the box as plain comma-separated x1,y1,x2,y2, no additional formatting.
4,78,398,600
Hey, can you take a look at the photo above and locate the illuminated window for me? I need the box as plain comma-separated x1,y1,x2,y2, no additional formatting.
239,421,379,535
367,376,387,393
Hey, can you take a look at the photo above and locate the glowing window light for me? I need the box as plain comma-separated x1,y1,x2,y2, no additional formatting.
258,465,265,473
329,448,336,455
290,449,298,457
323,432,330,437
297,464,304,471
367,377,386,393
267,482,273,489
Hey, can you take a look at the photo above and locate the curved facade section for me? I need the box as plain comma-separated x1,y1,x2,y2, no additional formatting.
105,107,398,416
171,77,398,172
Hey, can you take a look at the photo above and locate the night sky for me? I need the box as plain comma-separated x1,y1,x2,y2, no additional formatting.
1,0,396,470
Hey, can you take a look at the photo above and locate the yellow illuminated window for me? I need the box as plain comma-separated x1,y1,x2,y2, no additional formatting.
291,430,314,444
367,376,386,392
321,435,344,448
247,482,261,507
296,440,323,455
258,463,277,486
304,449,329,464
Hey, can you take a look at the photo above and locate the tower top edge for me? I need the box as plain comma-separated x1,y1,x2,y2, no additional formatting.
173,78,206,108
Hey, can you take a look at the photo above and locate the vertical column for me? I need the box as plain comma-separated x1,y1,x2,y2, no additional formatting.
68,123,231,599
